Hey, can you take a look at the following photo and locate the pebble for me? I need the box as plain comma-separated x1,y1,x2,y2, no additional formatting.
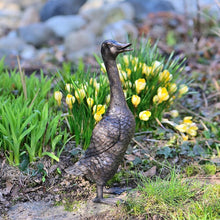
40,0,87,21
18,23,57,47
45,15,86,38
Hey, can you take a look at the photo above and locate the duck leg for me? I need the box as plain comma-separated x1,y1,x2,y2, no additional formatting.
93,185,124,205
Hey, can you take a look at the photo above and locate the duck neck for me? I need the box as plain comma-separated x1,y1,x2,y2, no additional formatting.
103,57,127,108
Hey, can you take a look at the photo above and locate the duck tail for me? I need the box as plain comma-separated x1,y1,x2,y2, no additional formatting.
65,160,87,176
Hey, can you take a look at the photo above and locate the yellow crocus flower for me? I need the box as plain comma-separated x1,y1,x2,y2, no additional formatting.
135,78,146,94
142,64,152,76
186,125,198,136
100,63,106,73
159,70,173,82
54,91,63,106
119,70,127,83
87,97,94,108
75,88,86,103
65,83,73,93
175,124,187,132
153,95,159,104
123,55,130,66
139,110,151,121
94,113,102,122
178,84,188,97
66,94,75,109
157,87,169,103
169,83,177,93
170,110,179,118
183,116,193,124
93,104,105,115
126,68,132,78
152,60,163,72
106,94,110,104
132,95,141,108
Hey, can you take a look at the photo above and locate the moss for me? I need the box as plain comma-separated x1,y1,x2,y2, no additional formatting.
202,164,217,175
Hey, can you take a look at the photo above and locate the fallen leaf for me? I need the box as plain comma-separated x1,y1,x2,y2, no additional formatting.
143,166,157,177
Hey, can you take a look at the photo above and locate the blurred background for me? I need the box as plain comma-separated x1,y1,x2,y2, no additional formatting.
0,0,219,73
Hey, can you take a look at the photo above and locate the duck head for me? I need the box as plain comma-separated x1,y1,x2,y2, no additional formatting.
101,40,132,60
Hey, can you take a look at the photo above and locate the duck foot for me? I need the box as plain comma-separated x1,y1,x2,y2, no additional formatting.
93,197,124,205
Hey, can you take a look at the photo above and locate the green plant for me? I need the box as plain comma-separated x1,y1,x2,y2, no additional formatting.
54,38,188,149
125,171,220,219
0,60,68,165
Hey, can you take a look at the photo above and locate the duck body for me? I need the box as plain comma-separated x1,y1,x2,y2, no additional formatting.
65,40,135,204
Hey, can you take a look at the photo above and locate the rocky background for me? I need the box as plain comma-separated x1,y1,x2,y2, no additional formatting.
0,0,217,72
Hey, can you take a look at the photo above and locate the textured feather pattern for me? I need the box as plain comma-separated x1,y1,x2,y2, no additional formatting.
65,106,135,185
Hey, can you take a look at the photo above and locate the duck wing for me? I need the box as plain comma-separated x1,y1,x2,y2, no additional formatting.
84,115,120,158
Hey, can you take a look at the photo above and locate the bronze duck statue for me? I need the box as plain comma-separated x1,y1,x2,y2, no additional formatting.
65,40,135,204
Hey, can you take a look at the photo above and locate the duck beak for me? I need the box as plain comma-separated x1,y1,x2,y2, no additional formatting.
117,42,133,53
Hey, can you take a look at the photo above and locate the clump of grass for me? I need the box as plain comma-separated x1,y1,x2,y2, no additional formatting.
0,59,68,166
125,171,220,219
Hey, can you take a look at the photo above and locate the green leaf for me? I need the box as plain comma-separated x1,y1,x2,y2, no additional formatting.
42,152,59,162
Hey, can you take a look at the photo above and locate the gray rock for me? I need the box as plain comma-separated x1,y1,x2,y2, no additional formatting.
45,15,86,38
20,45,36,60
19,6,40,27
0,36,27,52
80,2,135,37
103,20,138,43
64,29,96,60
18,23,56,47
40,0,87,21
125,0,175,21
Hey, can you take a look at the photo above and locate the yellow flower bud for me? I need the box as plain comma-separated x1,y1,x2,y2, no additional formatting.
159,70,173,82
186,125,198,136
135,78,146,94
66,94,75,109
170,110,179,118
183,116,193,124
93,104,105,115
106,94,110,104
139,110,151,121
119,70,127,83
142,64,152,76
94,113,102,122
178,84,188,97
175,124,187,133
157,87,169,103
123,55,130,66
54,91,63,106
126,68,132,78
132,95,141,108
65,84,73,93
75,88,86,103
152,60,163,72
153,95,159,104
123,90,127,98
169,83,177,93
100,63,106,73
87,97,94,108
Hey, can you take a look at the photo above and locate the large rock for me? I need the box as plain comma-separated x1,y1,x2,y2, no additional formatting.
40,0,87,21
64,29,96,60
0,35,27,52
125,0,175,21
103,20,138,42
18,23,56,47
45,15,86,38
80,2,135,36
19,6,40,27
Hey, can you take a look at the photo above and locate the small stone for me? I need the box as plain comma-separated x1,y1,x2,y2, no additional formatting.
40,0,87,21
18,23,56,47
45,15,86,38
19,6,40,27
